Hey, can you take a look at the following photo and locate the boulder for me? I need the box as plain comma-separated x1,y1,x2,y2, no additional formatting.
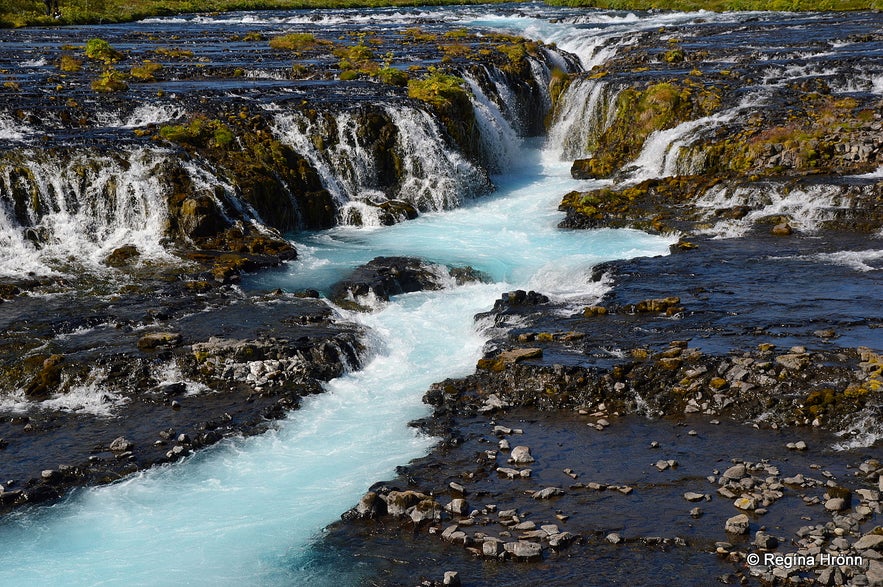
725,514,750,534
510,446,535,464
137,332,182,351
503,540,542,560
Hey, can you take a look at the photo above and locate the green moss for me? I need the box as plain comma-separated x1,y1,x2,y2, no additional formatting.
84,38,122,64
581,81,722,178
153,47,193,59
268,32,322,52
375,66,409,86
407,70,467,109
130,59,161,81
91,69,128,92
58,54,82,72
159,116,234,149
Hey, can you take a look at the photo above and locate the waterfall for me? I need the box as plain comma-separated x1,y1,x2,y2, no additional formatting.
0,148,176,277
547,78,616,161
272,105,490,225
463,72,523,174
692,183,848,238
624,91,770,181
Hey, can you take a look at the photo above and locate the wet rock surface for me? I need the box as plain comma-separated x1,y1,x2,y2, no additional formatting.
0,278,362,513
329,256,483,310
329,231,881,585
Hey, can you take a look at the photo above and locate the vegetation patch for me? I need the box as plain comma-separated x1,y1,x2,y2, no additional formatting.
130,60,162,82
159,116,234,149
90,69,128,92
84,38,122,64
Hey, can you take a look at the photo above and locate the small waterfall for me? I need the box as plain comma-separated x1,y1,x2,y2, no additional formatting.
0,148,175,277
463,72,522,173
625,92,768,181
693,183,847,238
547,78,616,161
388,105,490,209
272,106,490,225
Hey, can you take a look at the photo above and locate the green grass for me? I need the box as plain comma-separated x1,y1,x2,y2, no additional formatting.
544,0,882,10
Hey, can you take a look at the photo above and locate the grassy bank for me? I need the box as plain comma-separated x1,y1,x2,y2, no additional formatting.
545,0,881,9
0,0,508,28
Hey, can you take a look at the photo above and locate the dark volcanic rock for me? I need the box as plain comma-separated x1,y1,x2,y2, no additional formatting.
329,257,449,309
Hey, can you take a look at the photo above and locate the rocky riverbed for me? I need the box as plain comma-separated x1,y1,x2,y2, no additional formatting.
327,233,883,587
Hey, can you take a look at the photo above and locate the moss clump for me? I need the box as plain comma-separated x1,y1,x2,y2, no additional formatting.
375,66,409,87
334,41,378,78
268,33,323,52
91,69,128,92
153,47,193,59
58,54,82,72
159,116,234,149
130,60,161,81
84,38,122,64
407,70,468,110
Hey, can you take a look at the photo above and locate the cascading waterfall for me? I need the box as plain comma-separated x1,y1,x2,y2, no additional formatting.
692,182,848,238
547,78,615,161
463,72,523,173
0,148,176,277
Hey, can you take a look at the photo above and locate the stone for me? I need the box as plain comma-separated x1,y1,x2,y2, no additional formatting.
722,464,746,480
606,532,622,544
684,492,705,502
503,541,542,560
409,499,441,524
354,491,386,519
825,498,847,512
867,560,883,587
754,531,778,549
449,482,466,494
725,514,750,534
443,571,460,587
771,223,793,236
445,498,469,516
510,446,534,464
385,490,429,517
549,532,575,548
137,332,182,351
513,521,536,531
854,535,883,551
532,487,564,500
734,496,756,511
690,507,703,518
776,354,808,371
109,437,133,452
482,538,504,557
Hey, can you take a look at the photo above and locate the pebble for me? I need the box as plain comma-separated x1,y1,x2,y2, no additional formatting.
443,571,460,587
690,507,702,518
683,492,705,502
